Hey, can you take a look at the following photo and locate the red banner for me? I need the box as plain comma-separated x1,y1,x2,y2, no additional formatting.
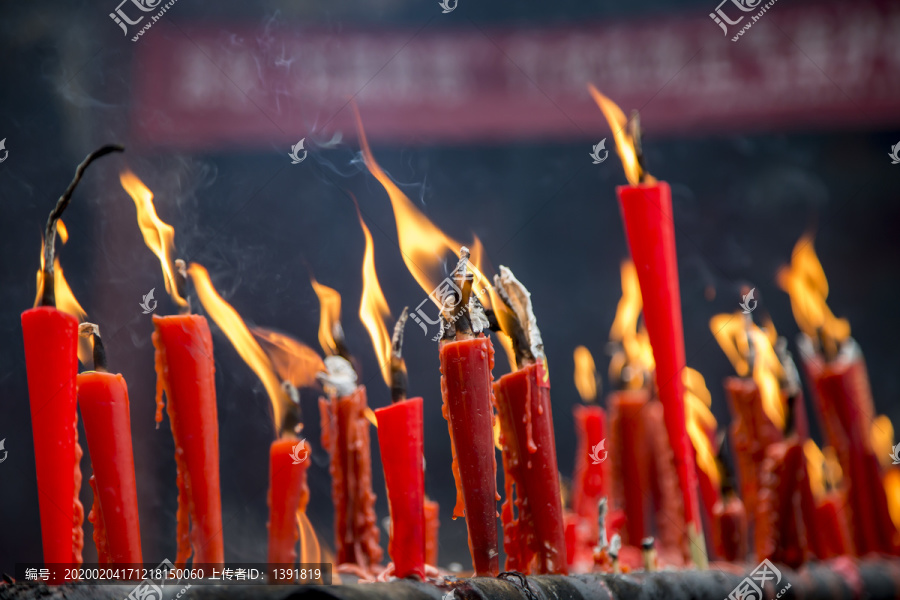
132,1,900,149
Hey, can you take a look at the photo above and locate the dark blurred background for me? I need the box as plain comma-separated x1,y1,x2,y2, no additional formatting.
1,0,899,575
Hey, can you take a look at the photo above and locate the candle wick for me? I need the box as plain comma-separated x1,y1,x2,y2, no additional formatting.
38,145,124,307
78,322,109,372
628,111,648,184
390,308,409,403
174,258,192,315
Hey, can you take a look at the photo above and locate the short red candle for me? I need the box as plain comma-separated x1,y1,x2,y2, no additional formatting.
375,397,425,579
755,440,806,568
78,371,142,565
424,498,440,567
267,438,311,577
617,181,704,555
152,314,224,566
572,405,607,542
711,493,747,562
319,386,382,569
22,306,84,569
439,335,499,576
607,389,650,546
813,492,853,558
493,362,566,574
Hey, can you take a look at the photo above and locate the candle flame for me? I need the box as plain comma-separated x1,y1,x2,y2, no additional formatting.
885,469,900,533
710,312,785,430
357,212,392,387
251,327,324,391
120,170,189,309
587,84,655,187
352,105,493,303
777,235,850,355
804,439,843,499
573,345,598,403
683,367,720,491
34,220,92,364
188,263,292,432
363,406,378,428
297,506,323,563
310,277,342,357
609,261,654,388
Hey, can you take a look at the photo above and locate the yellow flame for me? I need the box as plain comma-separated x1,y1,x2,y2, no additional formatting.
609,261,654,388
573,345,598,403
710,312,785,430
251,327,324,390
34,221,92,364
188,263,291,430
803,439,826,498
363,406,378,429
587,84,655,187
777,236,850,351
885,469,900,533
120,170,188,309
872,415,895,469
683,367,720,490
310,277,342,356
353,105,492,301
357,213,393,387
493,415,503,451
297,508,322,563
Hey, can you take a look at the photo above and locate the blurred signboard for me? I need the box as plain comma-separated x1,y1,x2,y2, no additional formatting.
132,0,900,149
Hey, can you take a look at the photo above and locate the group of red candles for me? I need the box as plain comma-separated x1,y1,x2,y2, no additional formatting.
20,89,900,586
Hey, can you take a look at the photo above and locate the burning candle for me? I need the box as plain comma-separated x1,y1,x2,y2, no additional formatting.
77,324,143,566
22,146,122,574
121,172,223,566
491,266,567,575
571,347,607,553
778,236,900,555
187,265,325,577
591,87,705,566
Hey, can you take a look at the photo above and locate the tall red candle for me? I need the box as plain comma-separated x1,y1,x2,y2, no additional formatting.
616,181,704,563
22,307,84,567
375,397,425,579
78,371,142,565
267,438,311,576
153,314,224,566
571,405,607,541
319,386,382,569
494,362,567,574
440,335,499,576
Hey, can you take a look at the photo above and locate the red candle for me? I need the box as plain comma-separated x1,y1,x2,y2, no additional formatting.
375,397,425,579
22,307,84,568
494,362,567,574
813,492,853,558
439,335,499,576
724,377,783,519
424,498,440,567
571,405,608,541
153,314,224,566
711,493,747,562
319,386,382,569
755,439,807,568
78,370,142,565
607,389,650,546
616,180,704,562
267,438,311,578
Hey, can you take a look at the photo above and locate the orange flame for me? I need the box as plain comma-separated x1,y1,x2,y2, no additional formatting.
297,507,323,563
120,170,188,309
363,406,379,429
777,235,850,353
251,327,324,390
34,220,92,364
357,212,392,387
188,263,291,432
573,345,598,403
587,84,655,187
683,367,720,491
352,106,493,302
609,261,654,388
310,277,342,357
710,312,785,430
885,469,900,533
804,439,843,498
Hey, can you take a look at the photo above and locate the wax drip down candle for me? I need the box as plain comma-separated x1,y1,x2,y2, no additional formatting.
22,146,122,574
121,172,223,567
